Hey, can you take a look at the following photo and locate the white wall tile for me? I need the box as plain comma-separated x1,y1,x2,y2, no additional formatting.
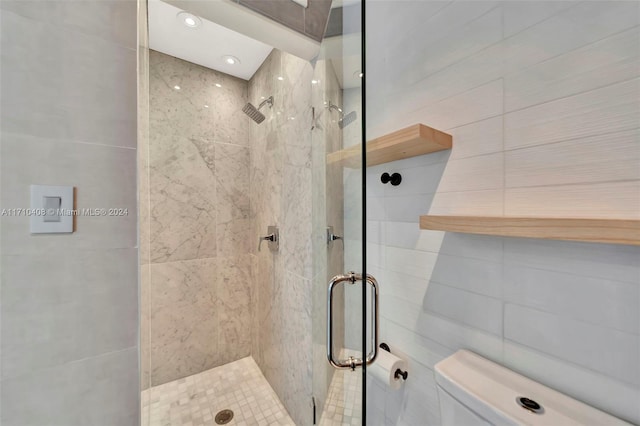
383,43,506,119
448,116,503,160
504,304,640,385
429,189,504,216
386,246,436,279
413,311,504,363
429,252,503,298
1,348,139,426
505,78,640,149
502,1,640,75
502,1,576,38
382,161,447,197
368,242,386,269
384,222,425,251
503,237,640,284
505,27,640,111
367,196,385,221
0,10,137,148
506,129,640,188
0,1,138,423
400,6,503,88
385,193,435,223
505,180,640,219
1,250,138,380
367,220,385,245
379,1,500,92
413,79,504,132
436,152,504,193
424,282,503,335
0,0,137,48
414,230,446,253
383,320,451,372
503,265,639,334
371,79,503,141
436,233,503,262
382,269,430,305
366,1,450,54
1,133,138,255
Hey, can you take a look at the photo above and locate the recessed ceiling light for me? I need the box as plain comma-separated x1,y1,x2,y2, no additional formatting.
311,79,319,85
353,70,363,78
177,12,201,28
215,83,222,88
277,76,284,81
204,104,209,108
174,85,181,90
222,55,240,65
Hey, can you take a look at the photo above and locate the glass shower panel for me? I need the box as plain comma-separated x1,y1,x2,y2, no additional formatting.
311,0,367,424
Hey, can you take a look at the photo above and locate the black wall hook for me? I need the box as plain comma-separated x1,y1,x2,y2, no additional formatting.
381,172,402,186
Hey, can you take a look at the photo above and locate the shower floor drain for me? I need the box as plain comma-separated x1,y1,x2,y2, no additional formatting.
215,409,234,424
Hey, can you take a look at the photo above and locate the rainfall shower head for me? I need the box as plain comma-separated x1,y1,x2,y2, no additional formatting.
242,96,273,124
326,100,357,129
338,111,357,129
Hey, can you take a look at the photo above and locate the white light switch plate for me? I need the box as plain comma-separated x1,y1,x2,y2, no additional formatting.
30,185,74,233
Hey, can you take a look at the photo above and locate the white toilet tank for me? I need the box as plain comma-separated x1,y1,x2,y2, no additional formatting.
434,350,631,426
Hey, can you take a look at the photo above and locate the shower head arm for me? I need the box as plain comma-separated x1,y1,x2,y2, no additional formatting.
258,96,274,111
326,101,344,116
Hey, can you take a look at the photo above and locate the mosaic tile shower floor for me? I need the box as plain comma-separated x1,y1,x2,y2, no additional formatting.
318,368,362,425
142,357,295,426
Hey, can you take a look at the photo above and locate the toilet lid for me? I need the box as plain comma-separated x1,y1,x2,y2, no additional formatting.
434,350,632,426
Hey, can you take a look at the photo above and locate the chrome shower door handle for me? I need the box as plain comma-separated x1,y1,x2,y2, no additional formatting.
327,272,379,370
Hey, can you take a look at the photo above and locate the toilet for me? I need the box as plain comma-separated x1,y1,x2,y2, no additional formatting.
434,350,631,426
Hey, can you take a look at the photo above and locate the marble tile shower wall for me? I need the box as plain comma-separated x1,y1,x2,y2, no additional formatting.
357,1,640,425
249,49,316,426
0,1,139,424
142,51,252,387
311,58,346,418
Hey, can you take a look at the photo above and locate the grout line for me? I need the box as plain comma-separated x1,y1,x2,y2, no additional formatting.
503,126,640,153
1,346,137,382
502,337,640,389
504,177,640,191
503,299,640,337
0,131,137,151
503,75,640,116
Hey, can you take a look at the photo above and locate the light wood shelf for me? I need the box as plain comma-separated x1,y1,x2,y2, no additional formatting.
419,215,640,246
327,124,452,168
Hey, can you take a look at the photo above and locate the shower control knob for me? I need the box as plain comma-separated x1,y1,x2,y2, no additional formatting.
258,226,279,252
326,226,343,247
381,172,402,186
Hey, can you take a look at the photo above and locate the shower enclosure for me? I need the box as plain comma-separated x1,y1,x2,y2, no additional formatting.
139,0,369,424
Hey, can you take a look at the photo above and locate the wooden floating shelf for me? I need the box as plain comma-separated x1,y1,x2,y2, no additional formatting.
327,123,452,168
419,215,640,246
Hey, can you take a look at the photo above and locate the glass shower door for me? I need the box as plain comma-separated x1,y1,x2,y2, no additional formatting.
311,0,371,423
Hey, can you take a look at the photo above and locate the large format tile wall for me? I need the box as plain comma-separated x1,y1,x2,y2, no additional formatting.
0,1,139,424
142,51,252,387
248,49,316,426
359,1,640,424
